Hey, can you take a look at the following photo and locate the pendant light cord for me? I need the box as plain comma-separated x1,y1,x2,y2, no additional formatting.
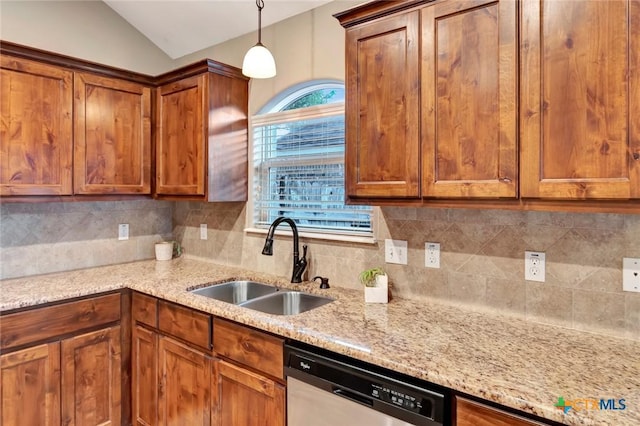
256,0,265,45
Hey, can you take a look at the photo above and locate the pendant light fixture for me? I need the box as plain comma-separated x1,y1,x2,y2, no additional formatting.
242,0,276,78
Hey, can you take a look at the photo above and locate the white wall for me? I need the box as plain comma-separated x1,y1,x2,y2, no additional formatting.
0,0,174,74
174,1,355,114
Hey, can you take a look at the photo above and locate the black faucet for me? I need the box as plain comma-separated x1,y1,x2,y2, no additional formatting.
261,216,308,283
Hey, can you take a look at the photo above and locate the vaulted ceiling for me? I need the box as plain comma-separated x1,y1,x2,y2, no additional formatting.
103,0,335,59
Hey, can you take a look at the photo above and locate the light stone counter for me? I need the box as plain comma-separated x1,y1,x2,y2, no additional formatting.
1,257,638,426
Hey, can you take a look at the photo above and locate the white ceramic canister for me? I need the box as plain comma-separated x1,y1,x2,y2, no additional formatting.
155,242,174,261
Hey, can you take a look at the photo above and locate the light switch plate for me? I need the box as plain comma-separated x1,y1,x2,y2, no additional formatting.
623,257,640,293
385,239,408,265
200,224,208,240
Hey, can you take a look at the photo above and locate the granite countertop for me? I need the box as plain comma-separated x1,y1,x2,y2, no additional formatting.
1,257,638,426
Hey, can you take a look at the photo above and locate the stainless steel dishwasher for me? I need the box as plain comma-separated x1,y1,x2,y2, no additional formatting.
285,342,450,426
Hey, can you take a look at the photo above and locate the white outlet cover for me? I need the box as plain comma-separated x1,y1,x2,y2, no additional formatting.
425,242,440,269
385,239,408,265
118,223,129,241
200,223,208,240
525,251,545,282
623,257,640,293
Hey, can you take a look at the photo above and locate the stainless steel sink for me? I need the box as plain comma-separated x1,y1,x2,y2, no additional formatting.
239,291,334,315
190,280,280,304
190,280,335,315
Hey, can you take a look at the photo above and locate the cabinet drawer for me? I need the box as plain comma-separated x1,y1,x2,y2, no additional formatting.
0,293,121,351
213,318,284,380
456,397,547,426
158,300,211,350
132,292,157,327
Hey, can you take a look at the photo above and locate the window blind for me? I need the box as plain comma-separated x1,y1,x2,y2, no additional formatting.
252,103,372,236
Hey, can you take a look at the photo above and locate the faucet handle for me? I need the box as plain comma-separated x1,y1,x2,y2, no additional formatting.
313,276,330,289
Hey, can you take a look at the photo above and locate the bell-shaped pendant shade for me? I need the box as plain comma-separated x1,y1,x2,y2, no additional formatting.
242,43,276,79
242,0,276,79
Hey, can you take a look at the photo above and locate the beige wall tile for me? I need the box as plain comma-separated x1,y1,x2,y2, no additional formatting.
448,271,487,306
0,201,173,279
526,283,573,328
573,290,626,333
486,277,526,316
625,293,640,339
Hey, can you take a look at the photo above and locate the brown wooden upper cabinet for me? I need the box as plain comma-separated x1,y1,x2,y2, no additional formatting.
338,0,640,206
520,0,640,200
1,44,248,201
0,56,73,196
337,0,518,201
0,43,154,197
343,9,421,198
421,0,517,198
155,61,249,201
74,72,151,194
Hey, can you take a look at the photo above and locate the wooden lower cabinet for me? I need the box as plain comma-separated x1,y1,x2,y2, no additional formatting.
213,360,285,426
456,396,547,426
0,342,61,426
0,293,123,426
132,325,158,426
0,326,121,426
158,336,212,426
61,326,122,426
131,293,285,426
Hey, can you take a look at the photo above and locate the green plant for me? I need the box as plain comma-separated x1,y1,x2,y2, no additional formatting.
359,267,386,287
172,241,182,258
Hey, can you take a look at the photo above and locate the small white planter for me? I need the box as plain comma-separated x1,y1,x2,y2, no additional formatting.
364,274,389,303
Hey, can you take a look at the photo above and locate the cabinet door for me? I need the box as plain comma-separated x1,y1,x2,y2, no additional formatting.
213,360,284,426
0,342,61,426
456,397,546,426
0,56,73,196
421,0,517,198
158,336,211,426
132,325,158,426
74,72,151,194
520,0,640,199
156,75,207,196
345,11,421,198
61,326,122,426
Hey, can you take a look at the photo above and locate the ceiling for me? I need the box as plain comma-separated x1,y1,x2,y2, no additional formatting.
103,0,335,59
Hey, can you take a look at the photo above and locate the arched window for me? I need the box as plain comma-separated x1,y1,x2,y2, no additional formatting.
252,81,372,236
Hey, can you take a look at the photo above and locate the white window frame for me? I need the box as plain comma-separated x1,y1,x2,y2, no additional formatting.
245,81,374,244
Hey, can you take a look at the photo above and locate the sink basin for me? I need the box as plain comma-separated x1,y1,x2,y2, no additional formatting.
190,280,280,304
239,291,334,315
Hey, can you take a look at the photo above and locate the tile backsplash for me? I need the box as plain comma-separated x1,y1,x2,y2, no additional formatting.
175,203,640,340
1,199,637,340
0,200,172,279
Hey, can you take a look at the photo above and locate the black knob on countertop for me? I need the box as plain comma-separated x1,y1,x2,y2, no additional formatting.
313,276,330,289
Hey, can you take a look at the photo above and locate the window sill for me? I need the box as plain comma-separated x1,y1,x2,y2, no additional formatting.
244,228,376,245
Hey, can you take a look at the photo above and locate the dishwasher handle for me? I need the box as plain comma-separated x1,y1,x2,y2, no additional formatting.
332,386,374,407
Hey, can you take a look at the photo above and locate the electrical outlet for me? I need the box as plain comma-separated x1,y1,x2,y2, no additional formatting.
385,239,408,265
525,251,545,282
118,224,129,241
623,257,640,293
425,242,440,268
200,223,208,240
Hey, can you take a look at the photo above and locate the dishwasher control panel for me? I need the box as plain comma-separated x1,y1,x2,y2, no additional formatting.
372,383,425,412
